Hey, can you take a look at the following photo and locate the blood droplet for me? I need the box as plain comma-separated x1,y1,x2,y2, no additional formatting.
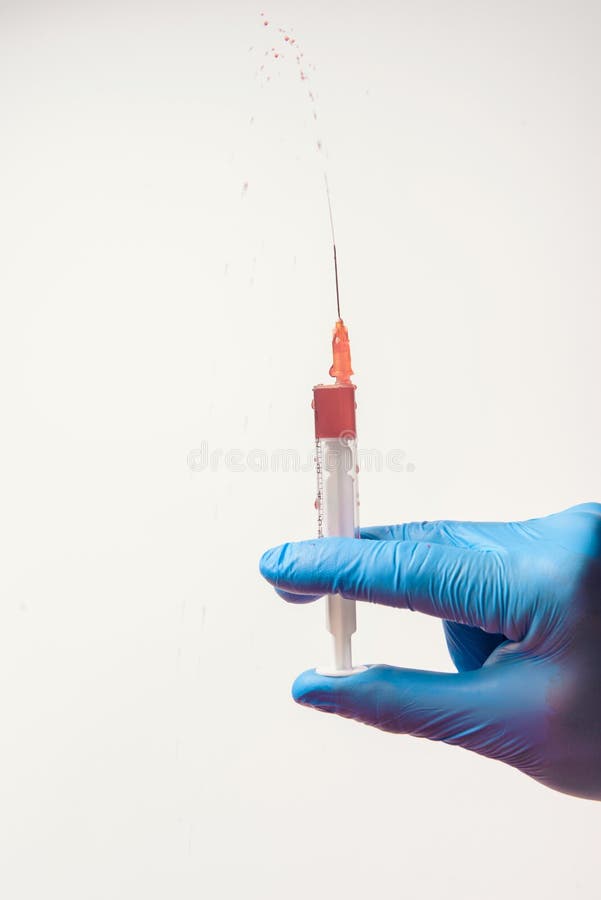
263,20,268,26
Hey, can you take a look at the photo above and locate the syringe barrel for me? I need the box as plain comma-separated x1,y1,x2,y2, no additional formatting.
314,435,359,540
313,383,359,673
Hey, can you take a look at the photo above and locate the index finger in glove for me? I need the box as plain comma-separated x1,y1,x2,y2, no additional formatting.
260,536,518,637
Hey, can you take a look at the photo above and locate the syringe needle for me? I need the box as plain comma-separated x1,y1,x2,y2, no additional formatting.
333,242,341,320
324,173,342,321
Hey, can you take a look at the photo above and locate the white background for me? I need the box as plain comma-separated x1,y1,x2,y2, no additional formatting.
1,1,600,897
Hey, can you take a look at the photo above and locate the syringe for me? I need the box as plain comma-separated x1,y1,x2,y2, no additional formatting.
312,320,366,676
313,319,359,675
310,177,366,675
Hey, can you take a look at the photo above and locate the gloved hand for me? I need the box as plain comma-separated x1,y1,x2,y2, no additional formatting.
260,503,601,800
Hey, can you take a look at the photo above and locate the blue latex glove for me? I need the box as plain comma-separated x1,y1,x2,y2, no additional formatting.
260,503,601,799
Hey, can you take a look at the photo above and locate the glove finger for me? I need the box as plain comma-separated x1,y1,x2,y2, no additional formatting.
260,537,519,637
292,664,543,770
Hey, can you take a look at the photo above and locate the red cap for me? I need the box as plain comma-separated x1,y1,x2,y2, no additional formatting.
312,383,357,439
